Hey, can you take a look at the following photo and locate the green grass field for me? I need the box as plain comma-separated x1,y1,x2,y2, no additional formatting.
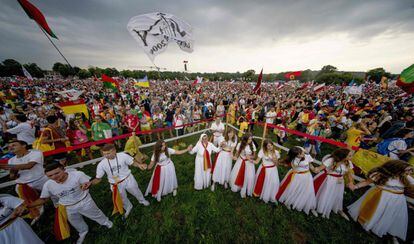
3,125,406,243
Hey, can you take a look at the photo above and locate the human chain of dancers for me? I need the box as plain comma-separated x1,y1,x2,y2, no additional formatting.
1,122,413,244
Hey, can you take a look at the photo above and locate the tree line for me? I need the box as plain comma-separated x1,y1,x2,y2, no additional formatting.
0,58,396,84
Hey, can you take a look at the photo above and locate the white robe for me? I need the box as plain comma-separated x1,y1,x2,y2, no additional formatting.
189,142,221,190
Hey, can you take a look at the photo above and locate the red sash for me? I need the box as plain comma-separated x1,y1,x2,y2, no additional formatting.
211,152,220,174
151,165,162,196
276,170,309,200
202,143,211,171
313,170,343,194
253,165,276,197
234,158,247,187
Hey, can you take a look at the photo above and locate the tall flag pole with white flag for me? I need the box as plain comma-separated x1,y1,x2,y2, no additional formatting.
127,12,194,63
21,65,33,81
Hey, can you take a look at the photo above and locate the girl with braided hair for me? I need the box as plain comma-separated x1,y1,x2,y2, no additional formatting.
347,160,414,242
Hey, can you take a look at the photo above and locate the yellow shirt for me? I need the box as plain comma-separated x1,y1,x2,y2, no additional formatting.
345,127,363,147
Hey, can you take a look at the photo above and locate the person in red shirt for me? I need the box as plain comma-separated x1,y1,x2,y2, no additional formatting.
124,110,139,133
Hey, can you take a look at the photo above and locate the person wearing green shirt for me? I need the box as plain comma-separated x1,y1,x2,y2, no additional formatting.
91,115,112,141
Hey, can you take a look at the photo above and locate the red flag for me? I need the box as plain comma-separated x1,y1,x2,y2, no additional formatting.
192,76,203,85
284,71,302,80
196,87,202,94
17,0,58,39
253,69,263,95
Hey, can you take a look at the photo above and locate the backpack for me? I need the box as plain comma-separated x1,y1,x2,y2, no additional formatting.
376,138,403,156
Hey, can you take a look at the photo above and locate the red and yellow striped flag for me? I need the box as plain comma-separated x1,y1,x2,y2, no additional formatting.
54,205,70,240
112,184,124,215
58,99,89,119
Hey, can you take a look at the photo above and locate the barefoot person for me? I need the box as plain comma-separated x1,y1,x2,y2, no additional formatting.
85,144,149,218
27,162,113,244
145,140,192,201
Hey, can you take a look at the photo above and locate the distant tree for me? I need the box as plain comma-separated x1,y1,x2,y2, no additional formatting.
366,67,390,83
243,69,255,81
23,63,44,78
77,69,91,79
2,59,23,76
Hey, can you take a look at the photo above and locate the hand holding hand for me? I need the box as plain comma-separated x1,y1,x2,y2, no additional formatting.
81,181,92,191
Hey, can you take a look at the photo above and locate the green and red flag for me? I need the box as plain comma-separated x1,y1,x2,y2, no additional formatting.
397,64,414,94
17,0,58,39
101,74,120,91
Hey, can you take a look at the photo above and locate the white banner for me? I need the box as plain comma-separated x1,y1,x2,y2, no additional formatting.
22,66,33,81
56,89,83,101
127,12,194,61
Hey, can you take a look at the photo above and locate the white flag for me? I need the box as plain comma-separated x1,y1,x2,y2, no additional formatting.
22,66,33,81
127,12,194,61
56,89,83,101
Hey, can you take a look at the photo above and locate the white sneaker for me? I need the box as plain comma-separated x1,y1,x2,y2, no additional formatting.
338,210,349,221
76,231,88,244
173,189,177,196
140,200,150,206
240,193,246,198
392,237,399,244
224,182,228,189
125,205,133,218
211,183,215,192
311,209,318,217
104,221,113,229
286,204,291,210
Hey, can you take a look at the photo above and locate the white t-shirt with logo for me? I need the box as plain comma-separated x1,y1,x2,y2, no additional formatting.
40,170,90,206
96,152,134,184
6,122,36,145
8,150,45,184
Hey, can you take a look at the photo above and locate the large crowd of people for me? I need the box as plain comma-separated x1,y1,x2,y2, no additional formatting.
0,76,413,243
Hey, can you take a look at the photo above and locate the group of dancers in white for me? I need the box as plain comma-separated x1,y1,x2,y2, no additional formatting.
1,122,413,244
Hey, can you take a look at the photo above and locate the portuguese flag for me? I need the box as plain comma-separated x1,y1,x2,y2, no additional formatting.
101,74,120,91
17,0,58,39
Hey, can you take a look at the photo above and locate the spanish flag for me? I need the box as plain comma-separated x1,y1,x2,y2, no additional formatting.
112,184,124,215
134,76,150,88
54,205,70,240
58,99,89,119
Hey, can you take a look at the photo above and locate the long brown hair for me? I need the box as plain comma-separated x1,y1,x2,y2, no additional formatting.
237,133,253,158
224,129,236,143
328,148,351,171
368,160,412,189
262,139,275,157
153,140,169,163
281,146,303,166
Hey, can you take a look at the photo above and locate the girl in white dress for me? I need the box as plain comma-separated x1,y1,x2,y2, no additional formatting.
0,194,43,244
276,146,318,216
145,140,192,201
313,148,355,219
211,129,237,191
347,160,414,242
253,139,280,203
230,133,257,198
189,134,221,190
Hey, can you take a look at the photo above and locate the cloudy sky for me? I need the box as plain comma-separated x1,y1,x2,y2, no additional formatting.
1,0,414,73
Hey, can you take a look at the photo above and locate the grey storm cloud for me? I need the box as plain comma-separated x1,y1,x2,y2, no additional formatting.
0,0,413,70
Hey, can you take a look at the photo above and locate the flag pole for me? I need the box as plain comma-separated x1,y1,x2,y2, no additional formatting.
36,23,72,69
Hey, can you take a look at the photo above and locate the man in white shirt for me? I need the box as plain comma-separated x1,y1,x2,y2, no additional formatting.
27,162,113,244
265,107,277,124
0,140,48,222
210,117,225,147
85,144,149,218
1,114,35,145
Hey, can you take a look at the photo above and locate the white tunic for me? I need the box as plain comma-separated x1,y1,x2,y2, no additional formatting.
314,156,353,218
278,154,317,214
145,148,178,201
348,176,413,240
212,139,237,185
230,143,257,197
253,149,280,203
0,195,44,244
96,152,134,184
189,142,221,190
